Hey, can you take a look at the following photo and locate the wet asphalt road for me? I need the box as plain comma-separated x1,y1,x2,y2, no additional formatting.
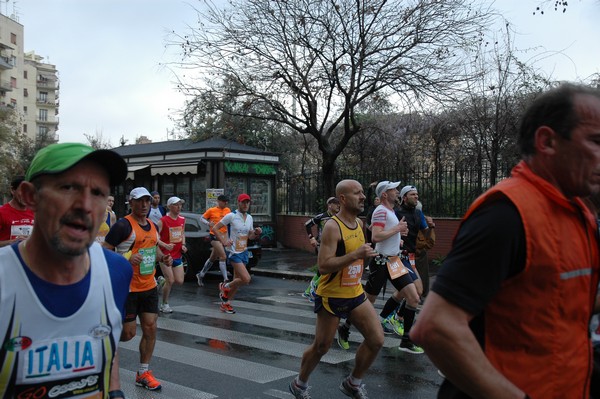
117,273,442,398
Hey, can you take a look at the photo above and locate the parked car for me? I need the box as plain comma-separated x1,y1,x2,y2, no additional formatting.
178,211,262,281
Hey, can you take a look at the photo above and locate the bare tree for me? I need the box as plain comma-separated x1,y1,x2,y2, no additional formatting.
532,1,570,15
452,22,551,186
169,0,493,194
85,129,113,150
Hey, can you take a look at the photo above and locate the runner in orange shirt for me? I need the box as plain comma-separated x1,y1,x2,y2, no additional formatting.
104,187,172,391
197,194,231,286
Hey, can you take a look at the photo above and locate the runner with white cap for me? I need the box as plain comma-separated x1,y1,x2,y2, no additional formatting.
157,196,187,313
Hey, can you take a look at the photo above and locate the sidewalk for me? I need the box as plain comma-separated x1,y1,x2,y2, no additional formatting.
252,247,317,280
252,247,438,287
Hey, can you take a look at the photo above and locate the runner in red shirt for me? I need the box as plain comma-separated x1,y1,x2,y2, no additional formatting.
0,176,34,247
157,196,187,313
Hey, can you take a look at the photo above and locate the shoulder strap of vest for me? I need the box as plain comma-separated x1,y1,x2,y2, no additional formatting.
329,216,346,281
123,215,137,252
227,210,237,237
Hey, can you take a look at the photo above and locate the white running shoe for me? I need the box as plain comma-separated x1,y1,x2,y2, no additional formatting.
160,303,173,313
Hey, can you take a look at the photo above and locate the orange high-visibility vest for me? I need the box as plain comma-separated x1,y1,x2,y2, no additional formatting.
462,160,600,398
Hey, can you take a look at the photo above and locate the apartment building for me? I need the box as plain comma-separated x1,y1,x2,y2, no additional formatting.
0,11,59,142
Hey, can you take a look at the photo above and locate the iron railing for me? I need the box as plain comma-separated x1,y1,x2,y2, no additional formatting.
277,161,515,218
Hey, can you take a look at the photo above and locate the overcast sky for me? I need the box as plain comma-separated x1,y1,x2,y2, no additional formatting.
7,0,600,146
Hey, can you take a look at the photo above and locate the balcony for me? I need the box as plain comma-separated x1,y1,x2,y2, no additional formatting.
36,117,59,125
36,98,58,107
36,79,58,90
0,80,13,92
0,102,16,112
0,56,13,70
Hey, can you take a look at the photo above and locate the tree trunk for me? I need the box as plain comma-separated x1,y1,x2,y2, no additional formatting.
322,155,337,199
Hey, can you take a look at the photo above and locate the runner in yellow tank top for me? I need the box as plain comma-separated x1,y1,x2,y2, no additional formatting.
316,214,367,299
289,179,384,399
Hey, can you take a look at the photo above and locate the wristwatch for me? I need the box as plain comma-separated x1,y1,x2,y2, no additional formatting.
108,390,125,399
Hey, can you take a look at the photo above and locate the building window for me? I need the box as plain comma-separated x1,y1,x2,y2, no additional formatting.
191,176,207,214
161,176,175,199
23,124,27,133
23,70,27,79
38,125,48,136
10,33,16,45
23,88,28,97
39,91,48,102
176,176,190,210
39,108,48,121
23,106,27,114
10,77,16,88
224,176,273,223
249,178,271,221
10,56,15,66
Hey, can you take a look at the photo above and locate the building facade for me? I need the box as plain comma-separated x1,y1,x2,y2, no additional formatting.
0,12,59,142
112,137,279,246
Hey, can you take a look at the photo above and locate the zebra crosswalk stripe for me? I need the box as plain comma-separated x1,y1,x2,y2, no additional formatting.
174,299,401,348
120,335,297,383
119,369,217,399
154,314,355,364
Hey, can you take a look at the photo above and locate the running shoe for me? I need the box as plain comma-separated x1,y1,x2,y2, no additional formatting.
398,340,424,354
387,315,404,336
160,303,173,313
289,379,311,399
380,319,395,335
310,277,319,293
308,288,317,302
135,370,162,391
339,377,369,399
156,276,165,293
219,282,231,302
220,302,236,314
196,272,204,287
337,324,351,350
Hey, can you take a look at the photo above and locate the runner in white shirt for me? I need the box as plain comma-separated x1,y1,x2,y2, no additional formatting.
363,181,423,353
371,204,403,257
214,193,262,314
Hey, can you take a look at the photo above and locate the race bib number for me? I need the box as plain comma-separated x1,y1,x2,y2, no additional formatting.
10,224,33,240
341,259,364,286
387,256,408,279
138,247,157,275
235,235,248,252
169,226,183,243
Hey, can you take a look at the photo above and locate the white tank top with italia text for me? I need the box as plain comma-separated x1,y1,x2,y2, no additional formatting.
0,243,122,398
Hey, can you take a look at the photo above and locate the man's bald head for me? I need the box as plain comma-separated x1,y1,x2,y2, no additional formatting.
336,179,356,196
335,179,365,215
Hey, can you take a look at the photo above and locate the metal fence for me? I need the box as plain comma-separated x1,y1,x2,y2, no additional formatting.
277,161,515,218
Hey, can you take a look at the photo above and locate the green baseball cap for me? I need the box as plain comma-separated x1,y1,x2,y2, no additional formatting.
25,142,128,186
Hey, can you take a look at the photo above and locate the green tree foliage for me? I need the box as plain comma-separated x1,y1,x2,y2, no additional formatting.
0,107,33,197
